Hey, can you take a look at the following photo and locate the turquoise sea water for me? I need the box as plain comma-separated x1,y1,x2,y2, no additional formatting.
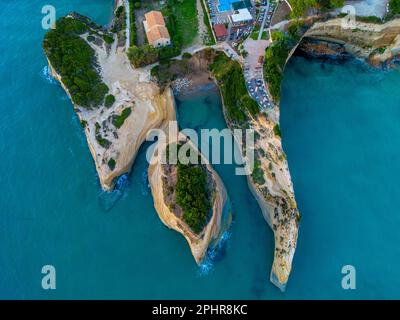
1,0,400,299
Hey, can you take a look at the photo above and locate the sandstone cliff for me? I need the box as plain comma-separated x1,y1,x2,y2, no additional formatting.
302,17,400,65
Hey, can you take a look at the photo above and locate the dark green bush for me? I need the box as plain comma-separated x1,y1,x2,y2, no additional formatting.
113,107,132,128
108,158,116,171
43,17,109,108
105,94,116,108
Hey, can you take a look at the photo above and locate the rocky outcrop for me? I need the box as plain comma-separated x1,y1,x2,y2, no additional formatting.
246,113,300,291
301,17,400,65
148,133,231,264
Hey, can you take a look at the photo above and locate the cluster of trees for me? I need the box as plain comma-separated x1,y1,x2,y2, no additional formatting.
111,5,126,44
263,31,292,102
289,0,344,17
129,0,140,45
176,161,212,234
128,44,159,67
113,107,132,129
389,0,400,15
199,0,216,45
43,17,109,108
210,52,260,123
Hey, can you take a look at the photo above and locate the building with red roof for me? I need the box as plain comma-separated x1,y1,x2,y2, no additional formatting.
213,24,228,42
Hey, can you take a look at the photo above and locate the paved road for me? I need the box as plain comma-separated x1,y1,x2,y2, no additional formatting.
124,0,130,50
258,1,270,40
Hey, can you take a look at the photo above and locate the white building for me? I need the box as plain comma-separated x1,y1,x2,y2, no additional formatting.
230,8,253,25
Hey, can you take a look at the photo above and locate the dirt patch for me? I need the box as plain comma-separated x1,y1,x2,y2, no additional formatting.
271,1,291,26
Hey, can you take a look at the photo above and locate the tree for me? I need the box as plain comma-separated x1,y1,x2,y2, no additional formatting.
390,0,400,15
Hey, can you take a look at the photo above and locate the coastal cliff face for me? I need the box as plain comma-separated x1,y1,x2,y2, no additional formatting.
148,133,231,264
245,112,300,291
301,17,400,65
45,14,176,191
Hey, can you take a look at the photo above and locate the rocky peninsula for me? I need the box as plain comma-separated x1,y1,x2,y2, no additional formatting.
148,132,231,264
44,9,175,191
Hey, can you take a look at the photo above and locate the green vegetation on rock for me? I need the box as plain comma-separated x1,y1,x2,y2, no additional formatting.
108,158,116,171
389,0,400,15
113,107,132,129
289,0,344,17
95,122,111,149
80,120,88,128
176,159,212,234
263,31,291,102
105,94,116,108
210,52,259,123
43,17,109,108
252,160,265,185
273,124,281,137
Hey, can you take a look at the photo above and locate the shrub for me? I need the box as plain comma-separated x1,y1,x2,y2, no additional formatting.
252,160,265,185
182,52,193,59
113,107,132,128
103,34,114,45
105,94,116,108
80,120,88,128
108,158,116,171
96,135,111,149
273,124,281,137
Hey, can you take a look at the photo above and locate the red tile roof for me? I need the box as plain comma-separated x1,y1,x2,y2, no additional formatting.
213,24,228,38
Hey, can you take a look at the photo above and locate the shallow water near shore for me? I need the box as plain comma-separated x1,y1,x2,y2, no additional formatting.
1,0,400,299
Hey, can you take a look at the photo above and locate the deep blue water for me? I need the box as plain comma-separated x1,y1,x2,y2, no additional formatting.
280,57,400,299
1,0,400,299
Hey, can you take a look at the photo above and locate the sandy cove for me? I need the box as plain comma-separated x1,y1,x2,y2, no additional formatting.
148,132,231,264
47,25,175,191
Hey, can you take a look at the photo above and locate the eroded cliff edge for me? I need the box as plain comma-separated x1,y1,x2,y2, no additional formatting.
298,17,400,66
148,133,231,264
